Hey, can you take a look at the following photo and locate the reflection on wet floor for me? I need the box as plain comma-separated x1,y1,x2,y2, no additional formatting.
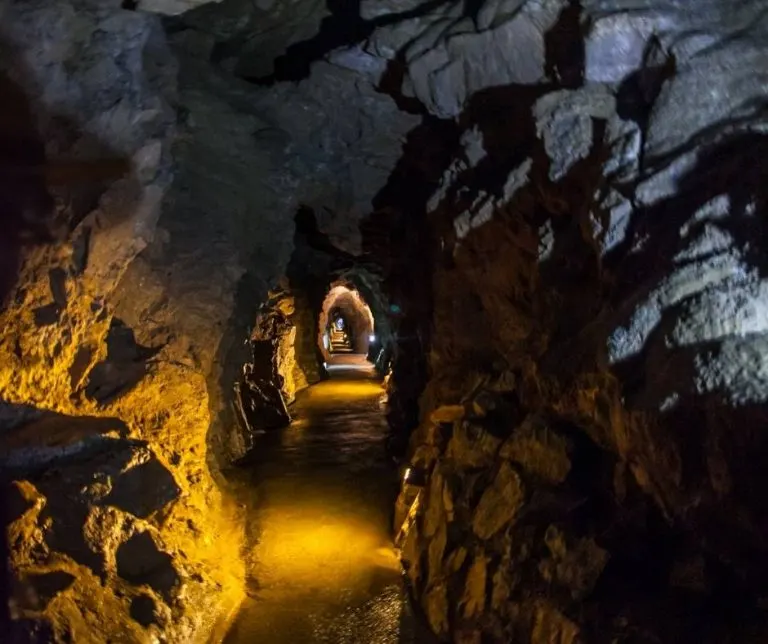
225,356,431,643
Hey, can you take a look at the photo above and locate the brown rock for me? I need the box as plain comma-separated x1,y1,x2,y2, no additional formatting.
447,422,503,470
430,405,466,423
454,629,482,644
472,462,525,539
411,444,440,471
427,522,448,587
446,546,468,575
670,554,710,592
538,526,609,600
460,551,488,618
530,600,581,644
500,415,571,484
423,583,450,636
491,560,512,612
424,467,447,539
401,513,424,588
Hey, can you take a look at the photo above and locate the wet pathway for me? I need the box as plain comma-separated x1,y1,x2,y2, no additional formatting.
225,355,431,643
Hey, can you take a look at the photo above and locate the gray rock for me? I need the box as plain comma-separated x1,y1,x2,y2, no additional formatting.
397,1,565,117
534,88,615,181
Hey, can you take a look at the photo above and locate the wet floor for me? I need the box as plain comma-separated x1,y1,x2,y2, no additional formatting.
224,355,432,643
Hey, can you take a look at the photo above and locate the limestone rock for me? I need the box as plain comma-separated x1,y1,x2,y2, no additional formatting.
446,546,468,576
174,0,329,76
138,0,224,16
454,629,483,644
401,511,423,589
472,462,525,539
534,88,616,182
424,467,447,539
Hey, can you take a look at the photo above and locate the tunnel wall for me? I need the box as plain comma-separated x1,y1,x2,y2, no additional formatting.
4,0,766,641
0,0,416,638
388,2,768,642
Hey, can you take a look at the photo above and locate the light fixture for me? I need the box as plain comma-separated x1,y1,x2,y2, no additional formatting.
403,467,412,482
368,334,376,343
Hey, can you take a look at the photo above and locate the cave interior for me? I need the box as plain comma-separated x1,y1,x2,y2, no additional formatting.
2,0,768,642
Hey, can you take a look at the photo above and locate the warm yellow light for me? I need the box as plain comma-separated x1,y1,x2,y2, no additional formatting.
249,509,400,603
303,379,384,402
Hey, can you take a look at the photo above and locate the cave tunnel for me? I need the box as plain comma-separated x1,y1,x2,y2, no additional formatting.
318,284,376,358
2,1,768,643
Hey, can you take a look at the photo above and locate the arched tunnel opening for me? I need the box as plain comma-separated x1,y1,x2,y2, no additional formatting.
2,1,768,643
318,284,375,358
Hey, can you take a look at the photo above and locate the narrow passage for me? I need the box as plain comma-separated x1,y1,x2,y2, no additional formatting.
225,355,431,643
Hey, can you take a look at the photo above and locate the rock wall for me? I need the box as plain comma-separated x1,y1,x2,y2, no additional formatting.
0,0,415,637
385,0,768,642
4,0,767,640
0,0,244,638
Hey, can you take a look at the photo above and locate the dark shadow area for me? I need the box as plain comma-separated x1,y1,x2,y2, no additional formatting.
116,531,180,603
359,109,459,457
0,72,55,308
237,0,453,85
543,0,584,88
0,408,128,462
130,593,159,627
84,318,162,404
100,455,181,519
18,571,77,611
206,267,268,468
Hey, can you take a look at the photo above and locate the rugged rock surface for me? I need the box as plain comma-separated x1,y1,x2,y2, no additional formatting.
3,0,768,640
388,0,768,642
0,0,407,636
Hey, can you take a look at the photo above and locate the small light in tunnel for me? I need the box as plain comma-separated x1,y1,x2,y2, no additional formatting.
369,334,376,343
403,467,412,482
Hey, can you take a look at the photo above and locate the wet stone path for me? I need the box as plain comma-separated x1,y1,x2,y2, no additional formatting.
224,355,431,643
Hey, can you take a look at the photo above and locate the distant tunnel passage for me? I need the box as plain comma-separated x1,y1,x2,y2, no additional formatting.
318,285,374,360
